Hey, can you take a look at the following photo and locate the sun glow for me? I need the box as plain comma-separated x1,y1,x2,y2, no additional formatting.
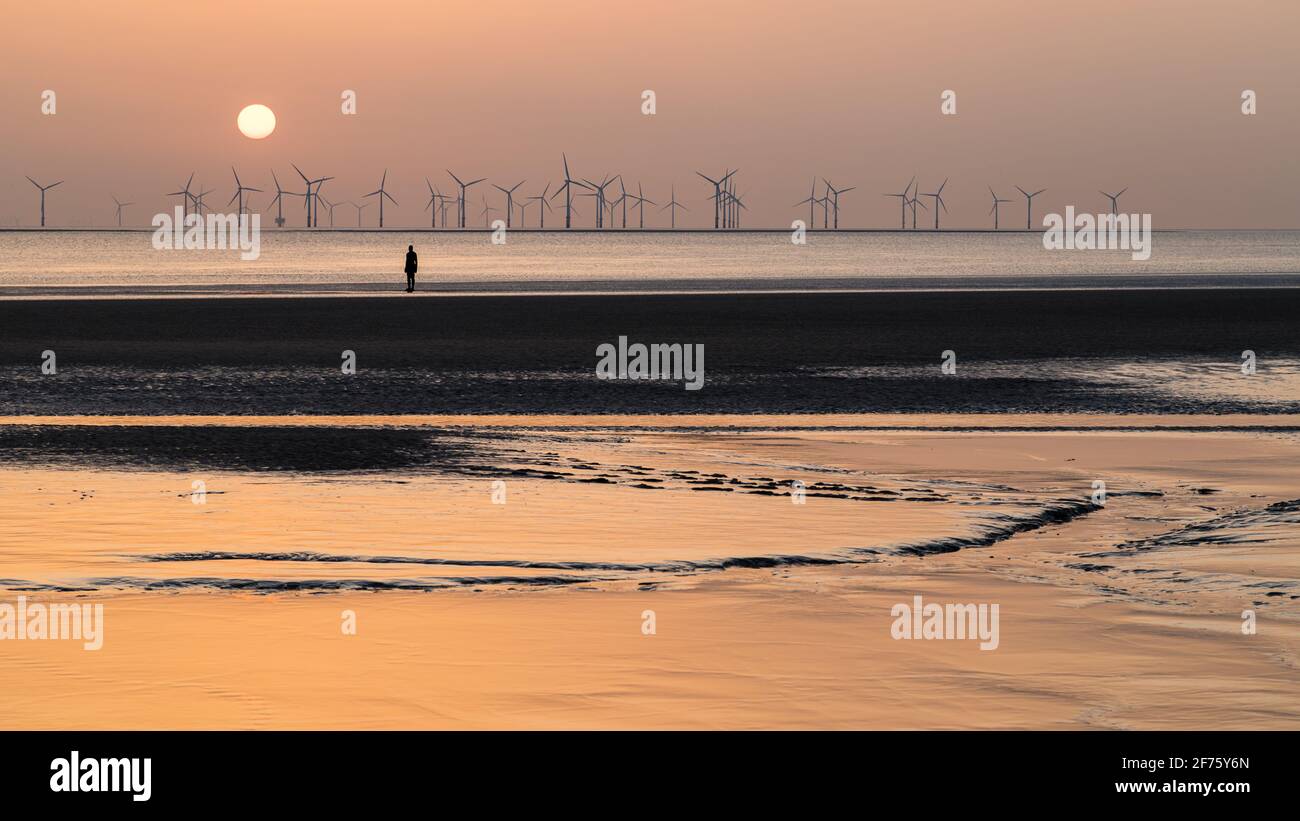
237,104,276,139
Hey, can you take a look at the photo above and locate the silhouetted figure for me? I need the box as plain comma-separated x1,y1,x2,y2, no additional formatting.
404,244,418,292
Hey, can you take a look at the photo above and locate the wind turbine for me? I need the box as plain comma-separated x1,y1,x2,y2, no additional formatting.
364,169,398,228
479,197,498,228
695,169,735,229
493,180,525,229
614,178,631,228
660,184,687,229
731,190,749,228
582,175,617,228
824,179,855,230
988,187,1011,230
266,170,301,228
525,183,553,229
920,178,948,230
1016,185,1046,230
228,167,262,218
908,189,927,229
192,185,215,216
446,170,486,229
629,182,656,229
424,178,440,228
111,195,133,228
1100,187,1128,215
350,200,370,227
323,198,340,228
167,173,196,219
551,154,589,229
293,164,334,227
884,176,915,230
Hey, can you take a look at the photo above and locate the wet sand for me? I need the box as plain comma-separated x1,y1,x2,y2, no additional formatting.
1,419,1296,729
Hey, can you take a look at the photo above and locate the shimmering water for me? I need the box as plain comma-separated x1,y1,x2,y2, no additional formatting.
0,229,1297,295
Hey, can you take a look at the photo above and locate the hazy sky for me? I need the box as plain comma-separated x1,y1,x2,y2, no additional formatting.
3,0,1297,228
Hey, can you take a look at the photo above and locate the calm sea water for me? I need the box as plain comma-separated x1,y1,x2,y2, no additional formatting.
0,229,1297,295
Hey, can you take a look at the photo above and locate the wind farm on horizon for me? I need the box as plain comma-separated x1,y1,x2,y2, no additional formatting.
12,154,1138,233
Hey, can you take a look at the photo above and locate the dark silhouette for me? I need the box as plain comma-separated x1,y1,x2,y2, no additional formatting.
404,245,418,292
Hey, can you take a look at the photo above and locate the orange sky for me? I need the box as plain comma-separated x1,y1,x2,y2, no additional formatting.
2,0,1297,228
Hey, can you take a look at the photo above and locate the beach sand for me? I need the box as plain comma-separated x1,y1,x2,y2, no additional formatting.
1,419,1296,729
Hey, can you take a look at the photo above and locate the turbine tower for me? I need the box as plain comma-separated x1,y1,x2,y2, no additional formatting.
446,170,486,229
493,180,525,229
824,179,855,230
920,178,948,230
629,182,656,229
1016,185,1046,230
660,184,687,229
228,167,262,218
111,195,133,228
293,164,334,227
525,183,553,229
1100,187,1128,215
167,173,196,219
695,169,735,229
884,176,915,230
552,154,589,229
988,187,1011,230
266,171,302,228
364,169,398,228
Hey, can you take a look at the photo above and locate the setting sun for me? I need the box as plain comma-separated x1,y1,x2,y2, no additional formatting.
236,104,276,139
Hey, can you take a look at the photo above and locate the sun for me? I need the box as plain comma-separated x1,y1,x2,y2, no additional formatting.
237,104,276,139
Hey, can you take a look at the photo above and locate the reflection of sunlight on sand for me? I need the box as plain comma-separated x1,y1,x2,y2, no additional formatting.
0,424,1298,729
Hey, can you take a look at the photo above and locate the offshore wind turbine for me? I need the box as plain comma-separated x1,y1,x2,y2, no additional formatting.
695,169,735,229
446,170,486,229
884,176,915,230
731,190,749,228
794,178,818,227
266,171,301,228
1100,187,1128,214
908,190,927,229
614,178,630,228
349,200,370,227
364,169,398,228
167,173,196,219
228,167,262,218
629,182,655,229
660,184,687,229
479,197,498,228
582,175,616,228
524,183,552,229
492,180,525,228
553,154,589,229
1016,185,1046,230
192,185,215,216
988,187,1011,229
920,178,948,230
293,164,334,227
824,179,855,230
424,178,448,228
111,195,133,227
